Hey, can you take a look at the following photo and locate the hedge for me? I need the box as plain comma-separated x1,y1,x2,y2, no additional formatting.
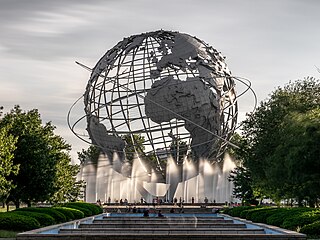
300,220,320,236
281,210,320,231
250,208,279,223
66,206,92,217
52,207,75,221
229,206,256,217
239,207,264,219
0,213,40,231
62,202,102,215
13,211,55,227
15,207,66,223
266,208,291,226
61,207,85,219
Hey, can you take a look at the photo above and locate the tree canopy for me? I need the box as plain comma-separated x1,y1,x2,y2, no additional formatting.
236,77,320,206
0,124,19,203
0,106,80,207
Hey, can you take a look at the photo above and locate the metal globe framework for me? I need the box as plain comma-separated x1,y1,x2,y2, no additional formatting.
69,30,247,170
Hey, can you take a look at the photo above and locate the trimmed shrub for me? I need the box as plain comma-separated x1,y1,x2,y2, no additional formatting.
52,207,74,221
62,205,92,217
13,211,55,227
62,207,85,219
229,206,255,217
239,207,264,219
281,210,320,231
300,220,320,236
221,207,232,214
266,208,312,227
63,202,102,215
15,207,66,223
250,208,279,223
267,209,288,227
0,213,40,231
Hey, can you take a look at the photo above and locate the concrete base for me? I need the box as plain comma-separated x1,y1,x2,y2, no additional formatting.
17,211,306,240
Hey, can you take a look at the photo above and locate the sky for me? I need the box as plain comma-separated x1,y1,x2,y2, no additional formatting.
0,0,319,163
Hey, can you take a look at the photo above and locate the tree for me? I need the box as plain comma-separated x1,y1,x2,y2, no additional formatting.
229,166,256,205
267,109,320,206
78,145,101,165
240,77,320,205
228,133,260,205
0,106,73,207
121,134,145,165
0,125,19,206
50,152,82,203
169,139,188,165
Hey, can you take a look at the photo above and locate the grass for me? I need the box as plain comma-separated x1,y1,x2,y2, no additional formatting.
0,229,19,238
0,206,16,213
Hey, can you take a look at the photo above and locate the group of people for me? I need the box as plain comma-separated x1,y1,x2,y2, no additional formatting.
143,209,164,217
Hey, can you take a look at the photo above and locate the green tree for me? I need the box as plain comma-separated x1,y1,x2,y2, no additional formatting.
169,138,188,165
267,109,320,206
0,125,19,206
121,134,145,165
240,77,320,205
78,145,101,165
228,133,260,205
50,153,82,203
0,106,73,207
229,166,256,205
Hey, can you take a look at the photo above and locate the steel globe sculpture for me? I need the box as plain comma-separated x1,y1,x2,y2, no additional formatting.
68,30,257,203
79,30,237,170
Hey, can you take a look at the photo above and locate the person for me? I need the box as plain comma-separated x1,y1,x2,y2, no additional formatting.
158,210,164,217
132,206,137,213
143,209,149,217
179,206,184,213
169,208,175,213
173,197,178,205
204,197,208,204
108,197,111,205
191,197,195,204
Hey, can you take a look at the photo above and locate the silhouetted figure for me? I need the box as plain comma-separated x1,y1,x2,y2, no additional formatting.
158,210,164,217
143,209,149,217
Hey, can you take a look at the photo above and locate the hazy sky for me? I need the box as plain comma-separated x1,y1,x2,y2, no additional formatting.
1,0,319,162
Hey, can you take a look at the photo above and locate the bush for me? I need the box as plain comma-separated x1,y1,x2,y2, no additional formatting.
250,208,279,223
13,211,55,227
300,220,320,236
281,210,320,231
221,207,232,214
266,208,312,227
52,207,74,221
15,207,66,223
239,207,264,219
0,213,40,231
62,207,85,219
63,202,102,215
62,205,92,217
229,206,256,217
266,208,291,226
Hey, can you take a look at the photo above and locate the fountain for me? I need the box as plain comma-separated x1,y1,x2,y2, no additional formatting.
80,151,236,204
68,30,255,205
